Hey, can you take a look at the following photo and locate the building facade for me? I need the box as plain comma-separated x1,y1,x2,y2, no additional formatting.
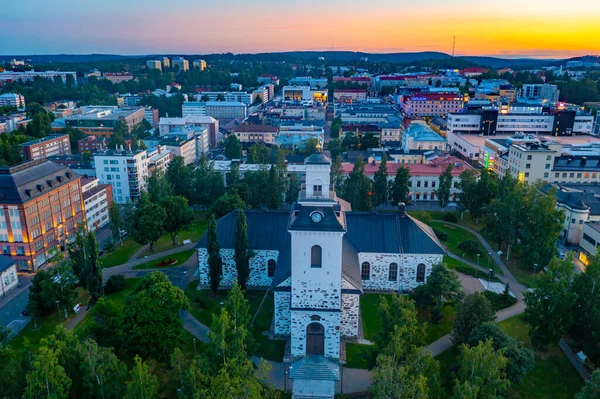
0,93,25,109
20,134,71,161
81,177,113,232
233,125,279,144
94,148,149,204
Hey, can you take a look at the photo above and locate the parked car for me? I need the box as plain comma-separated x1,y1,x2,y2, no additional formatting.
558,250,566,259
21,309,30,317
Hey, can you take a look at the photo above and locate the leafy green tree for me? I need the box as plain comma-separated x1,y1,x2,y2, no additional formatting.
166,156,194,199
576,369,600,399
109,116,128,149
330,155,344,193
192,157,226,208
146,169,172,203
62,126,86,153
28,270,69,325
90,297,123,350
327,138,345,160
330,116,342,139
161,196,193,245
372,156,389,207
123,272,190,360
453,340,510,399
452,293,496,344
70,229,103,306
303,138,320,157
361,132,380,149
0,343,30,399
341,155,372,211
285,173,300,204
376,294,425,351
210,193,246,218
207,214,223,293
224,135,242,160
234,210,252,290
124,355,158,399
0,324,10,349
108,202,123,246
437,163,454,210
209,357,271,399
485,172,523,253
390,164,410,205
79,339,127,399
419,263,463,321
24,346,71,399
247,142,270,164
525,255,577,349
569,258,600,363
266,164,282,210
131,195,166,252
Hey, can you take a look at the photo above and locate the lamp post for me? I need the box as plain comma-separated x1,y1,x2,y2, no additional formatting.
487,252,491,269
193,338,197,357
488,268,493,289
56,300,61,322
533,263,538,274
476,253,481,267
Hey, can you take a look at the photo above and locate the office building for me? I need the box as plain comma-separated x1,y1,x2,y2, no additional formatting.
81,177,113,231
197,91,253,106
0,160,84,272
146,60,162,71
0,93,25,109
193,59,207,70
59,106,146,138
399,93,464,117
159,115,220,146
20,134,71,161
282,86,327,102
183,101,247,121
521,84,560,104
0,71,77,84
333,89,368,103
94,148,149,204
233,125,279,144
172,57,189,72
103,72,134,84
288,77,328,89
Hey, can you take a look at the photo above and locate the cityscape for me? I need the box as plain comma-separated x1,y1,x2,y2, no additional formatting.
1,1,600,398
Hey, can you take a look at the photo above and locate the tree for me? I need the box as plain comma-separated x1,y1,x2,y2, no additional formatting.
376,294,425,351
109,116,128,149
79,339,127,399
247,142,270,164
421,263,463,321
123,272,189,360
285,173,300,204
485,172,523,253
372,156,389,207
303,138,320,157
161,196,193,245
108,202,123,246
200,94,210,102
437,163,454,210
24,346,71,399
192,157,226,208
124,355,158,399
28,270,65,325
224,135,242,160
525,255,577,349
69,229,103,306
452,293,496,344
207,214,223,293
577,369,600,399
216,93,226,101
266,164,282,210
131,195,166,252
210,193,246,218
330,155,344,194
234,210,252,290
166,156,194,199
341,155,372,211
390,164,410,205
62,126,86,153
453,340,510,399
569,258,600,363
370,350,431,399
330,116,342,139
0,324,10,349
146,169,172,203
90,297,123,350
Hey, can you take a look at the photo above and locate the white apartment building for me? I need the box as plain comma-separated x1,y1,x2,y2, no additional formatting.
0,71,77,84
159,57,170,69
94,148,149,204
158,115,220,146
193,59,207,70
253,86,269,104
205,102,247,120
182,102,207,117
81,177,112,231
0,256,18,297
521,84,560,103
197,92,253,106
172,57,189,72
581,222,600,262
146,60,162,71
0,93,25,109
161,137,198,166
147,146,172,174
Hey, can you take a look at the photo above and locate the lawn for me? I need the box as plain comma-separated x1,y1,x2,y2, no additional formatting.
101,238,142,268
420,304,455,344
10,288,90,349
345,343,377,369
132,249,196,270
150,219,208,254
499,315,584,399
504,248,538,288
359,294,385,341
184,282,286,362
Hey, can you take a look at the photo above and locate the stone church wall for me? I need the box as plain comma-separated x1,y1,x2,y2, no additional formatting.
274,291,291,335
358,253,444,291
340,293,359,337
291,310,341,359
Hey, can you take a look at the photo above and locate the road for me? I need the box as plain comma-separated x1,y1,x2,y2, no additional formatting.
0,280,32,337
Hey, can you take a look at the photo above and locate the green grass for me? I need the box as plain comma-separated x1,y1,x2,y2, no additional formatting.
345,343,377,369
132,249,196,270
444,255,503,283
499,315,584,399
504,248,538,288
421,305,455,344
151,220,208,254
359,294,386,341
184,283,285,362
101,239,142,268
430,221,494,267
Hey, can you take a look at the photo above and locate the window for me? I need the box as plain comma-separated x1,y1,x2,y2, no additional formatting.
361,262,370,280
389,263,398,281
311,245,322,268
267,259,276,277
525,164,531,169
313,185,322,196
416,264,426,282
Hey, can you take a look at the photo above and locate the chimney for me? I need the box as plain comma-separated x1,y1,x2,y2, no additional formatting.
398,202,406,217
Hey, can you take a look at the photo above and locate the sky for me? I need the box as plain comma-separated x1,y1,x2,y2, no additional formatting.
1,0,599,58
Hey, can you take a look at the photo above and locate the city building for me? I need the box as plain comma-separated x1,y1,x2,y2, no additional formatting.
277,122,325,148
399,93,464,117
0,70,77,84
143,106,159,127
158,115,220,146
94,148,149,204
257,74,279,86
0,256,18,296
233,125,279,144
147,146,172,174
103,72,134,84
84,69,102,78
158,57,170,69
196,154,445,398
172,57,189,72
0,160,84,272
197,91,253,106
288,76,328,88
159,127,207,165
333,89,368,103
282,86,327,102
193,59,207,70
78,136,105,154
402,121,447,151
182,101,247,121
119,94,143,106
0,93,25,109
81,177,113,231
20,134,71,161
58,106,146,138
146,60,162,71
521,84,560,104
580,221,600,265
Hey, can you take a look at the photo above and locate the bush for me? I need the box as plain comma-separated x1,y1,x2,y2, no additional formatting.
447,262,503,283
443,213,458,223
434,229,448,241
458,239,480,254
483,290,517,311
104,274,126,294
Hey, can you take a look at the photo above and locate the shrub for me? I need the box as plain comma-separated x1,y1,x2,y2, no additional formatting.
104,274,125,294
434,229,448,241
458,239,480,254
447,262,503,283
443,213,458,223
483,290,517,311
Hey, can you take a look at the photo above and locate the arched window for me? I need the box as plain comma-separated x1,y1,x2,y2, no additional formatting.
311,245,322,268
389,263,398,281
416,263,426,282
267,259,276,277
361,262,371,280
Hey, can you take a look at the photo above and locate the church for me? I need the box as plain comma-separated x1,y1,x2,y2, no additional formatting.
196,153,445,398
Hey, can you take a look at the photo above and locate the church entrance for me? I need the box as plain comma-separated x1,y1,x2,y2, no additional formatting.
306,322,325,355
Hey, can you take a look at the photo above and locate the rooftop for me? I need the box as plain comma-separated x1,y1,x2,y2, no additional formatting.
21,134,69,147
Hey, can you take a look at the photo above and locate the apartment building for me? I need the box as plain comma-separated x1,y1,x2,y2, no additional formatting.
20,134,71,161
144,107,159,127
0,93,25,109
146,60,162,71
160,137,198,166
197,91,253,106
60,106,146,138
0,71,77,84
0,256,19,296
521,84,560,103
0,160,84,272
81,177,113,231
333,89,368,103
158,115,220,146
78,136,104,154
94,148,149,204
399,93,464,117
147,146,172,175
193,59,207,70
288,77,328,89
233,125,279,144
172,57,189,72
402,121,447,151
103,72,134,84
158,57,170,69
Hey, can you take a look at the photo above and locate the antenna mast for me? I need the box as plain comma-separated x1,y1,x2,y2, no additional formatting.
451,35,456,58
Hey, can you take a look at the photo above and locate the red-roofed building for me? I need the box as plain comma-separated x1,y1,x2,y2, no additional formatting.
460,67,488,77
332,76,372,86
399,93,464,117
341,155,474,202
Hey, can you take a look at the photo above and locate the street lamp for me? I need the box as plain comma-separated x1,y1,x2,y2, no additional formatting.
533,263,538,274
56,300,61,322
487,252,491,269
193,338,197,357
476,253,481,267
488,268,493,289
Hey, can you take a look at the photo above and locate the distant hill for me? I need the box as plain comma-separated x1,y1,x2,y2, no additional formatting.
0,51,563,69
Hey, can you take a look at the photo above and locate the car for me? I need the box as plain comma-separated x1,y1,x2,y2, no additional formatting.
558,251,566,259
21,310,30,317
